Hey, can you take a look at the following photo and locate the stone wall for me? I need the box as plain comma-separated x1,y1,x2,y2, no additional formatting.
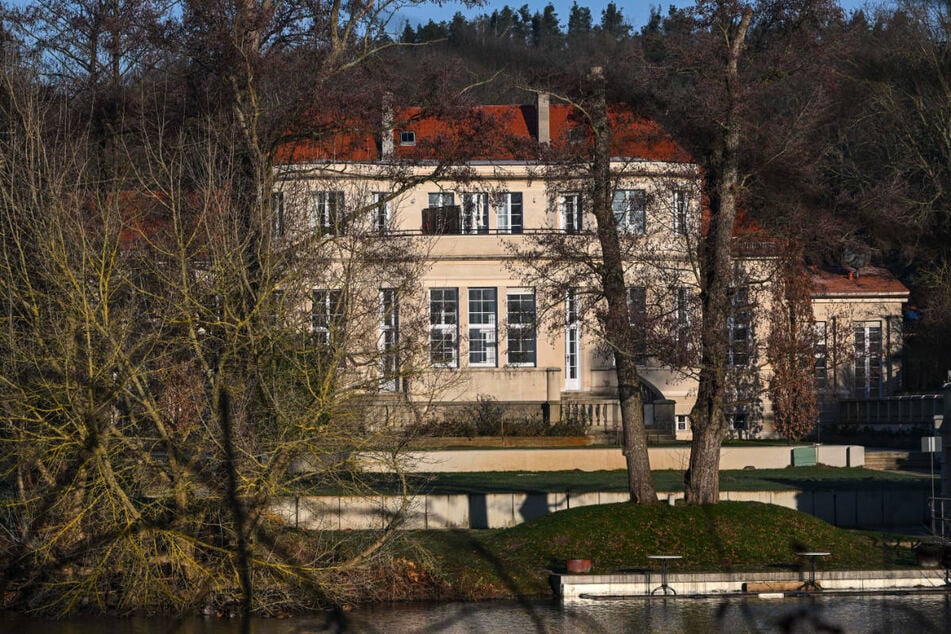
360,445,864,473
272,484,925,531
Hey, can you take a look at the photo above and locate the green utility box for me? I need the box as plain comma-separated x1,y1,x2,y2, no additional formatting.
792,446,818,467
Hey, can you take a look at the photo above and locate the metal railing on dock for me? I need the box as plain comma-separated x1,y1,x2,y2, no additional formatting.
930,497,951,538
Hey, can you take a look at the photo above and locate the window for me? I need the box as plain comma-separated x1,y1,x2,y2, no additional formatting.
674,286,690,351
507,289,536,366
676,414,689,431
727,286,752,367
271,191,285,237
496,192,523,234
673,190,688,236
313,289,344,346
422,192,460,234
429,288,458,366
372,192,391,233
311,191,345,235
468,288,497,366
560,193,582,233
200,293,223,338
854,321,882,398
461,193,489,235
728,407,749,431
815,321,828,393
627,286,648,360
565,289,580,390
567,125,587,144
612,189,646,234
428,192,454,208
270,289,284,327
725,386,753,433
380,289,400,390
400,130,416,146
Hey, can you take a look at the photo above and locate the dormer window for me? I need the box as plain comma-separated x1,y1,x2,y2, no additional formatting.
400,130,416,146
567,125,586,144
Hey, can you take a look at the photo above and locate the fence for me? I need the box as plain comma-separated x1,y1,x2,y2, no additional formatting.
930,497,951,538
838,394,943,427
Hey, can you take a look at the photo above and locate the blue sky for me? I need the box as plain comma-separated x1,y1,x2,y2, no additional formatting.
393,1,892,35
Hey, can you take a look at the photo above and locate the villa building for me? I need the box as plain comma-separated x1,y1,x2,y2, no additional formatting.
273,95,909,440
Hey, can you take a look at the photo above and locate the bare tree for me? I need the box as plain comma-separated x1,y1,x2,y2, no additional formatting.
637,0,841,503
677,3,753,504
515,73,701,503
0,0,473,616
767,254,819,441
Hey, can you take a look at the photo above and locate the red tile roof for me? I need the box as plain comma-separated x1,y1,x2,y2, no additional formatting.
809,266,910,298
275,103,692,164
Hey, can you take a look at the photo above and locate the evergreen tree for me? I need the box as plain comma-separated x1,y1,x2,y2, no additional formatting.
568,2,592,37
600,2,630,39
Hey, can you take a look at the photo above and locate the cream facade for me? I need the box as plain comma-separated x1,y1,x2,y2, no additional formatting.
274,100,909,439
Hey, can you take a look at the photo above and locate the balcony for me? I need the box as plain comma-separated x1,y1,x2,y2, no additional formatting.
421,205,462,235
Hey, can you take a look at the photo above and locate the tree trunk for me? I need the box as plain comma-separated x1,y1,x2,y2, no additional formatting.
685,7,752,505
588,68,657,504
618,354,656,503
685,362,729,502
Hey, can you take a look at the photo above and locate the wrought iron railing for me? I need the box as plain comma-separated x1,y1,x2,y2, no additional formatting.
929,497,951,537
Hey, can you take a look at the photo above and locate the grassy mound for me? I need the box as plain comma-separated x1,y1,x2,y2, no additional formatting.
404,501,916,599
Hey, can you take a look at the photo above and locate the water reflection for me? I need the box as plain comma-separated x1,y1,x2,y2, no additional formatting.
351,594,951,633
3,594,950,633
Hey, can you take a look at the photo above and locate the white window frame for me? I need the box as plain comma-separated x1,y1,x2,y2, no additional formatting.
853,321,883,398
675,286,690,350
612,189,646,234
506,288,536,367
627,285,648,360
727,286,752,368
429,288,458,367
311,190,345,235
565,288,581,390
271,191,285,237
428,192,454,208
468,287,497,367
270,289,284,327
380,288,399,391
400,130,416,146
560,193,582,233
676,414,689,431
461,193,489,235
727,314,751,367
313,288,343,347
815,321,828,393
372,192,391,233
495,192,523,234
673,190,688,236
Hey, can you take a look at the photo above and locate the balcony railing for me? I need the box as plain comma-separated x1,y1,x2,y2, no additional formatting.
421,205,461,235
562,397,675,440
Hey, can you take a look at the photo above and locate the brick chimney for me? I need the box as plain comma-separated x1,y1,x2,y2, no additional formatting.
536,92,550,145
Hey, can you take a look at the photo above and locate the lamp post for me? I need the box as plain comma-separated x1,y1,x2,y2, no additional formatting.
923,435,942,535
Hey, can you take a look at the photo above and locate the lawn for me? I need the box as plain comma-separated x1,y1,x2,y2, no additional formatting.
305,466,932,495
394,501,919,599
417,467,932,494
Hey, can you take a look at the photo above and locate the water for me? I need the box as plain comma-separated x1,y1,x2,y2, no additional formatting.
3,594,950,633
